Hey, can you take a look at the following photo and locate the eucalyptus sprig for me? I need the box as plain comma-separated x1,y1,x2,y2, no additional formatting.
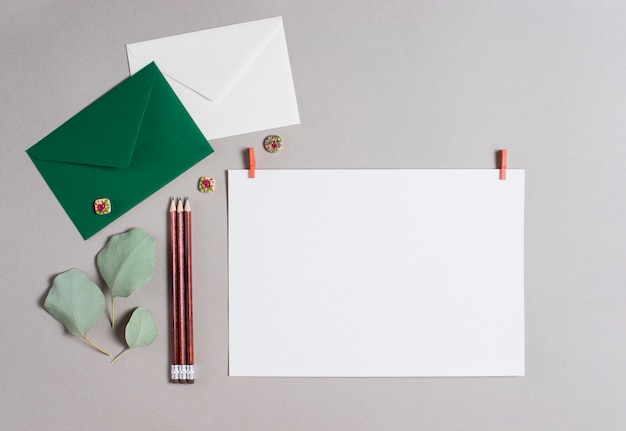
43,228,158,362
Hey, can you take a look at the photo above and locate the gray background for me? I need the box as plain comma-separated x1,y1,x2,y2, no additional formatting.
2,1,625,430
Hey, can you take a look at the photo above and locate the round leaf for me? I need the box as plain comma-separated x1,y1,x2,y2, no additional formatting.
96,228,156,298
125,307,158,349
44,269,105,337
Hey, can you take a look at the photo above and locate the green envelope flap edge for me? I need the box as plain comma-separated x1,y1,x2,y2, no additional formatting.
26,63,158,168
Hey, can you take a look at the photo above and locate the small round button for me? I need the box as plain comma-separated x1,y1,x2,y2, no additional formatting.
198,177,215,193
94,198,111,215
263,135,283,153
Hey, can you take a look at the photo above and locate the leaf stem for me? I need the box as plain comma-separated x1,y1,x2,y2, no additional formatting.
82,335,111,356
111,297,115,329
111,348,128,363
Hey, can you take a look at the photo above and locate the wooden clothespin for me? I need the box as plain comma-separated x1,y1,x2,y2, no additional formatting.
249,147,256,179
499,149,507,180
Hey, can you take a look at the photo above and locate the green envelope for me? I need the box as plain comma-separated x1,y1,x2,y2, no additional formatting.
26,62,213,239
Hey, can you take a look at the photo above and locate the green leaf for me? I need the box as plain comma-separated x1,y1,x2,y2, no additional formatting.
111,307,157,363
97,228,156,298
125,307,158,348
44,269,110,355
96,228,156,327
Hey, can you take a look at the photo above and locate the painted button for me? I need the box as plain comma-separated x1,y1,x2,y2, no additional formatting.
94,198,111,215
198,177,215,193
263,135,283,153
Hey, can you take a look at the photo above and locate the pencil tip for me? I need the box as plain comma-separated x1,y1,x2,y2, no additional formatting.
177,199,183,211
169,198,176,211
184,198,191,211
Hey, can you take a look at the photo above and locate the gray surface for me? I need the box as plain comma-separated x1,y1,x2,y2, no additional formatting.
2,1,625,430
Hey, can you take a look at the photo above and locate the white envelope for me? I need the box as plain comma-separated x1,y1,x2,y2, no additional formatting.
126,17,300,141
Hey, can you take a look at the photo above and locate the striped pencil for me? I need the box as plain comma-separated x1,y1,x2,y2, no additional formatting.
184,198,195,383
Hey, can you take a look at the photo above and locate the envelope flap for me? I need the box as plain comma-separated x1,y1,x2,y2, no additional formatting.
126,17,283,102
27,63,159,168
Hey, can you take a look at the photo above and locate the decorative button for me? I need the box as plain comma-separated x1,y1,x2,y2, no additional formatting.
94,198,111,215
198,177,215,193
263,135,283,153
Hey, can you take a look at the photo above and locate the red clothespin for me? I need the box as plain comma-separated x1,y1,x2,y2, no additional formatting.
499,149,507,180
249,147,256,178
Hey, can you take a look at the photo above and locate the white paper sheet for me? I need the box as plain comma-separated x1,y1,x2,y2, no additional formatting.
228,169,525,377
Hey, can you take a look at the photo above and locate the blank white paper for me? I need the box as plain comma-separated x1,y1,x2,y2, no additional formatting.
228,169,525,377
